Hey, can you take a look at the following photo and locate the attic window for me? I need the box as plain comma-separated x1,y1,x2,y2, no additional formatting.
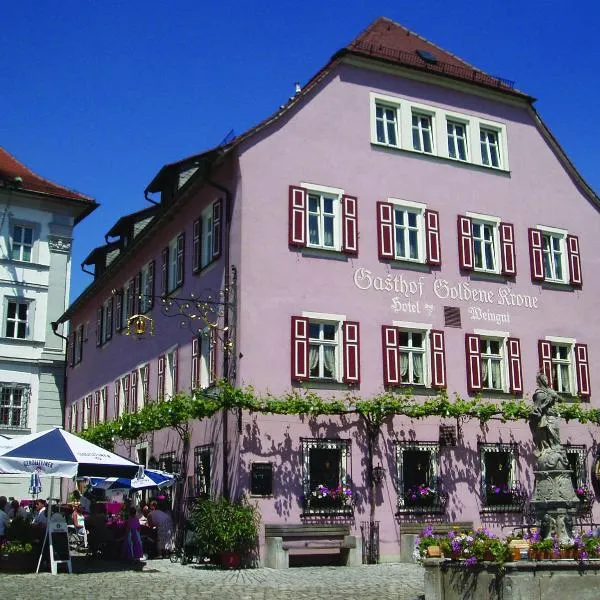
416,49,438,65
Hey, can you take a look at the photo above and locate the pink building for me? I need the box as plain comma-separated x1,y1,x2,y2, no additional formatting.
58,18,600,564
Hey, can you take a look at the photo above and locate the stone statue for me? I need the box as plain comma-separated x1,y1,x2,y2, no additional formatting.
529,372,562,456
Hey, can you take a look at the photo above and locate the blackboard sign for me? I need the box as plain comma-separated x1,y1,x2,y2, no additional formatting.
51,530,70,562
250,462,273,496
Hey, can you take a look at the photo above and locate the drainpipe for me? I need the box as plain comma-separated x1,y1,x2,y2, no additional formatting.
51,321,70,428
205,176,233,500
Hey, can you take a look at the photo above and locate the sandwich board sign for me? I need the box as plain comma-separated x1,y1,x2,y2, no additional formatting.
48,518,72,574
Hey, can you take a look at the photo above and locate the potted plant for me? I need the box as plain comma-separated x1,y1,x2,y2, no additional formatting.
414,526,443,561
190,497,260,568
404,484,437,507
310,483,353,510
0,541,35,572
528,537,553,560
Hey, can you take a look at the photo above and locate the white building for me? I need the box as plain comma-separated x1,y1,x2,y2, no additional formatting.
0,147,96,499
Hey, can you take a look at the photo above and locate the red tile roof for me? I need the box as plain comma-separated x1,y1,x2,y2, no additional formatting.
0,147,94,203
342,17,530,99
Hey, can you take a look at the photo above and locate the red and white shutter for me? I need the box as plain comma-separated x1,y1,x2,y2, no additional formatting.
457,215,473,271
289,186,307,247
528,228,545,281
212,199,223,259
130,370,138,412
377,202,394,260
85,395,92,429
113,379,121,419
342,195,358,256
465,334,482,392
192,218,201,273
148,261,155,309
500,222,516,276
73,402,79,432
176,232,185,287
102,387,108,422
191,337,200,389
567,234,582,287
161,247,169,296
142,367,150,405
538,340,553,386
96,307,102,347
66,406,72,432
506,338,523,395
158,355,166,399
425,209,441,266
342,321,360,384
430,330,447,389
106,297,113,341
291,316,309,381
209,328,217,384
115,289,123,331
574,343,591,398
381,326,400,386
122,375,130,414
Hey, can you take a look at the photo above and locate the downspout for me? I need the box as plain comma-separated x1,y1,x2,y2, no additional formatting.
144,190,160,205
51,321,69,428
205,175,233,500
81,262,95,276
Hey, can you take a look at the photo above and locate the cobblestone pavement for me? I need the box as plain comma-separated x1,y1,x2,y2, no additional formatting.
0,557,425,600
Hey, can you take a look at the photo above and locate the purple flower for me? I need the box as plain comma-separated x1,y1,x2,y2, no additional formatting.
464,556,478,567
422,526,434,537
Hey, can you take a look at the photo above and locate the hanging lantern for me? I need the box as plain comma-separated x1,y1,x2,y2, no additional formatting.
125,314,154,338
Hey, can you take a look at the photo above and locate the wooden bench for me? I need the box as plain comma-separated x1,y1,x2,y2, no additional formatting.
399,522,473,563
264,524,361,568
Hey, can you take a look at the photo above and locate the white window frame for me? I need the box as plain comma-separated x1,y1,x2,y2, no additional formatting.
101,298,112,345
300,182,344,253
475,329,510,392
167,236,178,293
4,298,32,340
200,204,214,269
395,441,440,510
537,225,568,284
165,347,177,397
393,321,433,387
374,101,400,147
369,93,509,171
140,262,153,313
479,443,518,509
0,384,30,429
389,198,426,263
467,212,501,274
446,118,469,161
11,223,35,262
479,125,502,169
199,328,212,389
411,109,435,154
545,335,576,395
138,363,149,409
302,311,345,382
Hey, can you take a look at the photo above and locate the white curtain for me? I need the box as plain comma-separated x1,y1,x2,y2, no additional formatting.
413,354,423,383
323,346,335,377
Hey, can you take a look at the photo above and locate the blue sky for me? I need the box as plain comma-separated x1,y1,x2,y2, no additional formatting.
1,1,598,300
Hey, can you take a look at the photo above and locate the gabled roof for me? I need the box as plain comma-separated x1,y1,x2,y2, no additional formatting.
105,204,160,239
0,147,94,203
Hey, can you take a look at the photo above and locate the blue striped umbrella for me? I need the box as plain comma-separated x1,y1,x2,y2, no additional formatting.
89,468,176,491
29,471,42,496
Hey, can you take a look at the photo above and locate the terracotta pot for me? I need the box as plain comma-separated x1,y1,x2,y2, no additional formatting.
219,551,241,569
528,549,539,560
427,545,441,558
450,550,462,560
483,550,494,562
510,548,521,561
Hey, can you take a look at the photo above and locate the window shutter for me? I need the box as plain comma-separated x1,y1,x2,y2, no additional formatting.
134,272,142,313
161,247,169,296
102,387,108,422
500,222,516,276
74,402,79,432
465,334,482,392
430,330,447,389
66,406,72,432
209,328,217,384
142,366,150,405
130,370,138,412
381,326,399,386
123,376,130,414
506,338,523,394
538,340,553,386
173,347,179,393
68,332,75,367
192,336,200,389
212,199,222,259
457,215,473,271
376,202,394,259
96,307,102,347
106,297,113,341
176,232,185,287
528,228,544,281
288,186,307,247
574,343,591,398
192,218,201,273
158,354,166,399
77,326,84,361
425,209,441,266
567,234,582,287
115,289,123,331
113,379,121,419
341,195,358,256
94,390,101,425
342,321,360,384
127,279,135,318
291,316,309,381
147,261,155,309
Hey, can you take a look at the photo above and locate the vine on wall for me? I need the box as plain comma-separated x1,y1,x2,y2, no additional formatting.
78,381,599,450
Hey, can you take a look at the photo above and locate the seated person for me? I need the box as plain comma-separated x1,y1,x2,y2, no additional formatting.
86,504,116,557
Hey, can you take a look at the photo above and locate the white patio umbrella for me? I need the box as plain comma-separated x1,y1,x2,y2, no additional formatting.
89,468,176,491
0,426,140,573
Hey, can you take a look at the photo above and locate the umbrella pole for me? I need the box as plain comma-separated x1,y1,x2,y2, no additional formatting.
36,476,54,574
